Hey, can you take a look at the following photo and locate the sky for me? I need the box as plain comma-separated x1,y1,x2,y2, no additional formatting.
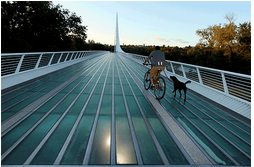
53,1,251,47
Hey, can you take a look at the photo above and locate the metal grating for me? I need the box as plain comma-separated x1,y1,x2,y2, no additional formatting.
1,55,22,76
39,54,53,67
51,53,62,65
199,69,224,92
20,54,40,72
225,74,251,102
172,63,183,77
60,53,68,62
183,65,199,83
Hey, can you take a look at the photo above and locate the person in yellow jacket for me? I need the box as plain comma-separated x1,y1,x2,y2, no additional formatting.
143,46,166,89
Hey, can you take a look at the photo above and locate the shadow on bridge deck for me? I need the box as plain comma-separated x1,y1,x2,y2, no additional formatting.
1,53,251,166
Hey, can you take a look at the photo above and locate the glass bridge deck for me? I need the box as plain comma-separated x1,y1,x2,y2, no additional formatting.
1,53,251,166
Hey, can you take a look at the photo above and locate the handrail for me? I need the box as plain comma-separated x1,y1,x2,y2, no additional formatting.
129,53,251,103
1,50,109,77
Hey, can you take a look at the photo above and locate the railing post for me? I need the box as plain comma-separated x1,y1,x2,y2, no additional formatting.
15,54,25,73
35,54,43,69
48,53,55,66
181,64,187,78
74,52,79,59
221,72,229,94
170,62,175,74
64,53,70,62
57,53,63,64
70,52,75,60
196,67,203,84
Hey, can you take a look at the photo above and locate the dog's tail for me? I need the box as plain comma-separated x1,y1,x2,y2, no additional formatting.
185,80,191,85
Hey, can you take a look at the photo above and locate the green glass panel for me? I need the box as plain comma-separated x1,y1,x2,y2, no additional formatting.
132,85,143,96
160,98,183,117
147,115,188,165
115,95,126,115
104,84,112,94
31,114,78,165
61,115,95,165
220,120,250,143
73,76,84,83
231,121,251,133
177,117,234,165
1,112,15,122
82,84,93,94
2,113,61,165
126,96,141,115
136,96,155,115
123,85,133,96
184,102,210,119
98,77,105,84
60,82,77,93
89,115,111,164
89,77,98,83
106,77,112,84
7,92,46,112
166,98,196,118
42,82,62,92
85,94,100,114
2,113,44,153
36,93,66,113
69,94,89,114
128,77,136,85
100,94,111,115
205,119,250,155
72,82,87,94
93,84,103,94
80,76,91,83
114,77,120,84
121,78,127,84
116,115,137,164
114,85,122,95
131,115,163,164
2,90,22,102
191,118,250,165
52,94,77,113
2,91,34,110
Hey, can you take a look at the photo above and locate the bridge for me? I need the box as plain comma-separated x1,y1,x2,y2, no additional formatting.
1,14,251,166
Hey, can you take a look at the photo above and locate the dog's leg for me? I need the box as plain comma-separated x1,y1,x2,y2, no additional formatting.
173,89,176,97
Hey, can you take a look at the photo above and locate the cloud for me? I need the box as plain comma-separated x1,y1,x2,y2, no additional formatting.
145,35,189,44
174,38,189,43
154,36,171,42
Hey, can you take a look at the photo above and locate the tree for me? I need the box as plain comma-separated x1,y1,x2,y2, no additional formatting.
224,13,237,24
1,1,88,53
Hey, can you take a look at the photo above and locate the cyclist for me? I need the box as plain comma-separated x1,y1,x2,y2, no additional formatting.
143,46,166,89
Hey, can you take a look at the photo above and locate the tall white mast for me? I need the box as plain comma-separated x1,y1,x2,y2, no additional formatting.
114,12,124,53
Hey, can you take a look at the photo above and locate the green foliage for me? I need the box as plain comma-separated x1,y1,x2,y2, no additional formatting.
1,1,88,52
122,21,251,75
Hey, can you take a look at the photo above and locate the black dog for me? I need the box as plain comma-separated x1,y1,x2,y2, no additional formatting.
170,76,191,101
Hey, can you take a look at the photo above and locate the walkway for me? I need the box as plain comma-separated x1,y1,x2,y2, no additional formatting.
1,53,251,166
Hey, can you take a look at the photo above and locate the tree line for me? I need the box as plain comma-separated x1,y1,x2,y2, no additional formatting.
1,2,251,74
2,1,98,52
121,20,251,75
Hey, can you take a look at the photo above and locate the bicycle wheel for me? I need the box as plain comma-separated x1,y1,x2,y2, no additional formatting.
154,77,166,99
144,72,151,90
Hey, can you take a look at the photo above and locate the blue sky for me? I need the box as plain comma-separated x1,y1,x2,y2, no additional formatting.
53,1,251,47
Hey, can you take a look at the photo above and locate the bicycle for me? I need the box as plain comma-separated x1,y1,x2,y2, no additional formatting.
144,64,166,99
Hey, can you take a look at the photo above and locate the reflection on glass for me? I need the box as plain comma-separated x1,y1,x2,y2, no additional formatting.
116,115,137,164
89,115,111,165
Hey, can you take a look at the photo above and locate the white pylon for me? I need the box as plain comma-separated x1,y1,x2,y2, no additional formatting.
114,13,124,53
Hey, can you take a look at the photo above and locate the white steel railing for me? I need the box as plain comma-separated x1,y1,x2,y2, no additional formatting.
130,53,251,103
1,50,108,77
